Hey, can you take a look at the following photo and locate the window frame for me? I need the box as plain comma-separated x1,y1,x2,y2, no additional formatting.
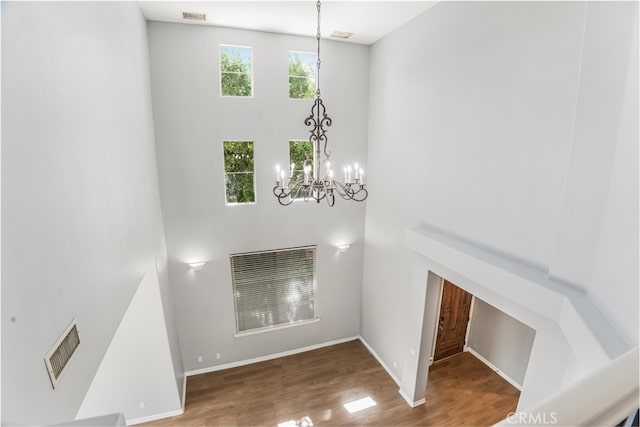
222,140,257,205
230,246,319,337
219,44,254,98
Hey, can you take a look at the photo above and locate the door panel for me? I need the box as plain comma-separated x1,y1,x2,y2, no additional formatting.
434,280,472,362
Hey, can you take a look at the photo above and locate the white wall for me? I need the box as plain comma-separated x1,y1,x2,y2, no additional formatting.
549,2,638,294
76,261,181,423
154,239,186,405
467,298,536,387
146,22,369,371
587,3,639,346
1,3,183,425
363,0,637,393
364,0,585,384
398,267,442,406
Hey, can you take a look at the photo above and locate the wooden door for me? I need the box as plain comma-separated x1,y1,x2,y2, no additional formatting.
433,280,473,362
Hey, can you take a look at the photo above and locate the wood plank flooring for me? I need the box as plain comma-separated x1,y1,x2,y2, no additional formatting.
143,340,519,426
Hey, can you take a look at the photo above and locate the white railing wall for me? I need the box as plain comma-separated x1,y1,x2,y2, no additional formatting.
495,346,639,426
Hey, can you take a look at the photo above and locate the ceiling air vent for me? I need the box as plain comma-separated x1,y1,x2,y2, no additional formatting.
182,11,207,21
330,31,354,39
44,320,80,389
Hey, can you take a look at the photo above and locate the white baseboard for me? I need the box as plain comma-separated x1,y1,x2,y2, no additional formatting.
127,408,184,426
181,375,187,411
185,336,359,377
466,347,522,390
398,388,426,407
358,337,426,408
357,335,400,386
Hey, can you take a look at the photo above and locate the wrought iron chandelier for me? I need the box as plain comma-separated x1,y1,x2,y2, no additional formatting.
273,0,368,207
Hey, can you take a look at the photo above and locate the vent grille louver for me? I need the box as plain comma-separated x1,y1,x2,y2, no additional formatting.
45,320,80,388
182,11,207,21
330,31,354,39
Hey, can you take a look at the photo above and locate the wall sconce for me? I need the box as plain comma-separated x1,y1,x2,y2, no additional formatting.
336,244,351,254
188,262,207,271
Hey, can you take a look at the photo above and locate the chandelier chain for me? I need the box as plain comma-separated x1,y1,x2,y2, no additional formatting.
316,0,322,96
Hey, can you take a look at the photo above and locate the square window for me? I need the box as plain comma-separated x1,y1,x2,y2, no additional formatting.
223,141,255,204
220,45,253,97
288,51,317,99
230,246,317,334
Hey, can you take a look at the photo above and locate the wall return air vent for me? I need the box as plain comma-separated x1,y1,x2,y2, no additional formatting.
44,320,80,389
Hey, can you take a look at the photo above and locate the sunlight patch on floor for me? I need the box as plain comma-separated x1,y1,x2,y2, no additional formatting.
343,396,377,414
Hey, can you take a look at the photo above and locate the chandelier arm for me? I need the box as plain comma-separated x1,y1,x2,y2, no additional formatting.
331,180,346,196
336,182,367,202
332,181,356,200
290,181,307,202
320,179,336,206
350,186,368,202
273,178,315,206
273,185,295,206
311,182,327,203
278,197,295,206
315,182,325,202
302,183,312,202
325,189,335,206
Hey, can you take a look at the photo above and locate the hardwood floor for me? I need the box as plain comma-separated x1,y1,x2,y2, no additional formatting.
143,340,519,426
424,351,520,426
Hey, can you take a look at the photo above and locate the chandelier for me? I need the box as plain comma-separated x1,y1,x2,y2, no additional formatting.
273,0,368,207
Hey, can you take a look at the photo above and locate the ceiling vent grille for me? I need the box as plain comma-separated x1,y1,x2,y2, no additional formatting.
182,11,207,21
44,320,80,389
330,31,354,39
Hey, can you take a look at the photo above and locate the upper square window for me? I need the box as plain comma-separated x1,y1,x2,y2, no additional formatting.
288,51,317,99
220,45,253,97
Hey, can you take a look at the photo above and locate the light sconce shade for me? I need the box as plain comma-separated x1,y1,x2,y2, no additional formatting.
336,244,351,254
188,262,207,271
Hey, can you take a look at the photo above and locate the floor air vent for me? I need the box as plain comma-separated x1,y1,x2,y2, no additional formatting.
45,320,80,388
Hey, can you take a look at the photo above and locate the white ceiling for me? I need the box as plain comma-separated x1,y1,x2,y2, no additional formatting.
137,1,438,45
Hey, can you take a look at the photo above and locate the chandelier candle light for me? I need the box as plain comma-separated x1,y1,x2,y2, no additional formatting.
273,0,368,207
